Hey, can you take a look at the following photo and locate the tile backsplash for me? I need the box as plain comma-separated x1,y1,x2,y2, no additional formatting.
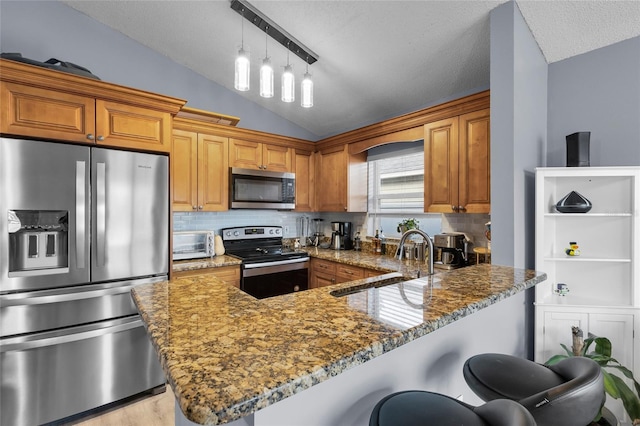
174,211,490,251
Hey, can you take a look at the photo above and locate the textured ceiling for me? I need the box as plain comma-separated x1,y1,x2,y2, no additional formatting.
61,0,640,139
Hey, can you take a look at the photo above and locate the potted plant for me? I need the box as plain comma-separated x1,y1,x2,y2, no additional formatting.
546,326,640,425
397,218,419,234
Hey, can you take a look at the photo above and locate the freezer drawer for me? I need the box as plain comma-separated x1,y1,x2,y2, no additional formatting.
0,316,165,426
0,275,167,337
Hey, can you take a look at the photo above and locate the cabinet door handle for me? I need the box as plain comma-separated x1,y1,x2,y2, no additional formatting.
458,205,467,212
451,205,459,212
86,134,95,140
192,205,198,210
198,205,203,210
97,135,105,141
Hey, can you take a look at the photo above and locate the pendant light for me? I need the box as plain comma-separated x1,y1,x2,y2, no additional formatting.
234,8,250,92
259,27,274,98
301,58,313,108
281,42,295,103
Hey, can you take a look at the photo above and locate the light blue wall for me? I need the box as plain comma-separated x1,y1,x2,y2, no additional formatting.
0,0,318,141
547,36,640,167
489,2,547,270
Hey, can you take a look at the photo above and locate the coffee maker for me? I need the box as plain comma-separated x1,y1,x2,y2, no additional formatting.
434,233,468,270
330,222,353,250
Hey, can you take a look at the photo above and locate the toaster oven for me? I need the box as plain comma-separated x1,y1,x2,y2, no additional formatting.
172,231,214,260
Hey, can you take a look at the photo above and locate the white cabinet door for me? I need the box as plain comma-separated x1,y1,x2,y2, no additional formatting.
589,313,634,368
539,310,589,363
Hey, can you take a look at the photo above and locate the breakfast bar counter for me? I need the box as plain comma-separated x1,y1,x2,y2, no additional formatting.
132,263,546,426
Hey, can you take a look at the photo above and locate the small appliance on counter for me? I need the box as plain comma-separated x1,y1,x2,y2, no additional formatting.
434,233,469,270
330,221,353,250
172,231,215,260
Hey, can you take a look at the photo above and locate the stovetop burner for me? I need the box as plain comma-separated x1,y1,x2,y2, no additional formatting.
221,226,309,265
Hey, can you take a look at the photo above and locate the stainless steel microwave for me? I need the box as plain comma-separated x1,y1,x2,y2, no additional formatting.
230,167,295,210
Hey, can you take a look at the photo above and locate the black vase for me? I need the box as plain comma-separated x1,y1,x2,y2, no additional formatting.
555,191,592,213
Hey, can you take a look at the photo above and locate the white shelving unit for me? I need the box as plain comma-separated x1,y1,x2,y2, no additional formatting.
535,167,640,425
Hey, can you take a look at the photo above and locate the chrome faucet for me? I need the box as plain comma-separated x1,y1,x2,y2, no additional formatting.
396,229,434,275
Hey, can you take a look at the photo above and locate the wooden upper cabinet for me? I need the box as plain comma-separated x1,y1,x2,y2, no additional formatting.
172,129,229,212
1,82,96,143
0,59,185,153
424,108,490,213
229,138,291,172
95,100,172,152
172,130,199,211
458,109,491,213
315,145,367,212
294,149,315,212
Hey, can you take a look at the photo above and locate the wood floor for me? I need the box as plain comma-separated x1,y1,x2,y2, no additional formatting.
64,385,175,426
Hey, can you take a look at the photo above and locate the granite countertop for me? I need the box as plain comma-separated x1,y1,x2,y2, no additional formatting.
173,255,242,273
136,254,546,425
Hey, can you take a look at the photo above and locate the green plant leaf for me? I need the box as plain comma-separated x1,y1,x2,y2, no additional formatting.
545,354,568,365
583,337,596,355
609,373,640,421
602,369,621,399
594,337,613,358
560,343,573,357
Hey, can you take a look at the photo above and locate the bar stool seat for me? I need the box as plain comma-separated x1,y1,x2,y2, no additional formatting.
463,353,604,426
369,390,536,426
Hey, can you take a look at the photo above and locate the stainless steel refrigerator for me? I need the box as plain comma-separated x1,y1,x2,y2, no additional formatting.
0,138,168,425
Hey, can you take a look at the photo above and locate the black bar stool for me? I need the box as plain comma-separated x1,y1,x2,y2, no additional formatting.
463,353,604,426
369,390,536,426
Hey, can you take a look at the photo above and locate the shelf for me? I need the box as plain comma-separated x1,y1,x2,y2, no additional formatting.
543,256,631,263
543,212,632,217
535,298,633,308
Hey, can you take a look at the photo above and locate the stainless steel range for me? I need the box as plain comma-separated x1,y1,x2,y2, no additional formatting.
222,226,309,299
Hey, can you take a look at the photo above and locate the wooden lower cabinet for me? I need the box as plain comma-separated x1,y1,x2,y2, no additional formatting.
309,258,384,289
173,265,240,288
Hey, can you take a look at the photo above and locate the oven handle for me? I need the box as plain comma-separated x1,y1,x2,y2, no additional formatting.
242,259,309,278
243,257,310,269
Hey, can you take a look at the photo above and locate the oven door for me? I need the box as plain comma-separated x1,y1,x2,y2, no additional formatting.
242,258,309,299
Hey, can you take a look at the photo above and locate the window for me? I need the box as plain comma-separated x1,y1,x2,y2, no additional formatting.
368,143,424,214
366,141,441,238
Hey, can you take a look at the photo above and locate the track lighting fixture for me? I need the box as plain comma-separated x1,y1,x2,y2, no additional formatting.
230,0,318,107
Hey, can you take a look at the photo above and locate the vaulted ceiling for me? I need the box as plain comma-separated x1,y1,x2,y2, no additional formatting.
61,1,640,139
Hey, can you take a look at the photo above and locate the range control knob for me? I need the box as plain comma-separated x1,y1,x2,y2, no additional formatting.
233,231,240,237
275,228,281,234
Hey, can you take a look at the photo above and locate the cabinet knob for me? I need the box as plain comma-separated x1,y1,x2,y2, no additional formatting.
87,134,95,140
458,205,467,212
97,135,105,141
451,205,459,212
192,206,198,210
198,205,203,210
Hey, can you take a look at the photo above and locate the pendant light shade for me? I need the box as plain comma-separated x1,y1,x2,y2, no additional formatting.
301,70,313,108
260,58,274,98
259,29,273,98
282,64,295,103
235,48,250,91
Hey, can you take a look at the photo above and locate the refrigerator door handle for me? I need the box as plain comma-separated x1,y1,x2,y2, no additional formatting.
97,162,106,267
0,317,144,352
76,161,86,268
